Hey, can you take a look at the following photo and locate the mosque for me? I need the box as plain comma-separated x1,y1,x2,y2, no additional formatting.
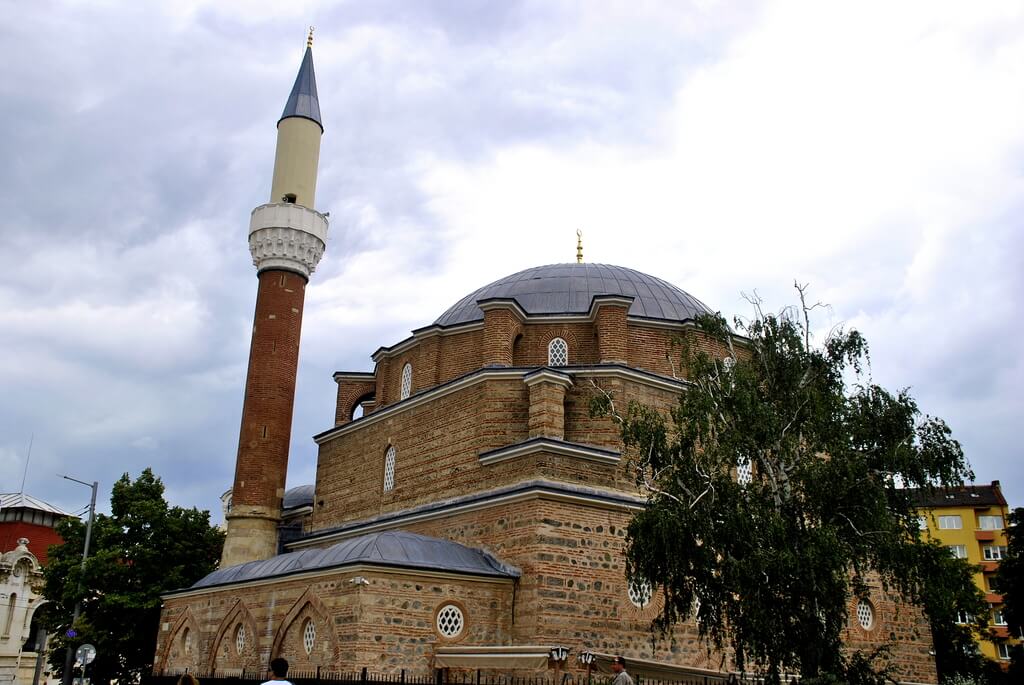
153,36,938,683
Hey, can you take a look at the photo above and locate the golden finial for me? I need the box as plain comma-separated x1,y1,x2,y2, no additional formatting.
307,26,315,48
576,229,584,263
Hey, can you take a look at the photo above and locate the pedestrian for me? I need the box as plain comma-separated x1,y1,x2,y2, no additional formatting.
262,657,293,685
175,675,200,685
610,656,634,685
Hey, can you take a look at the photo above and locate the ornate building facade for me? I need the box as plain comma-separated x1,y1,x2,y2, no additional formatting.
154,40,939,683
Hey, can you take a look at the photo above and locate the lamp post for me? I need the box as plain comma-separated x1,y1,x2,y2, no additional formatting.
59,475,97,685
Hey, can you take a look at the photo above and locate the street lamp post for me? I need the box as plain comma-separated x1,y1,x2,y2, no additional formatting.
59,475,97,685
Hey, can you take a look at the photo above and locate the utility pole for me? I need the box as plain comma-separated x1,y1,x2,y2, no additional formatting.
59,475,97,685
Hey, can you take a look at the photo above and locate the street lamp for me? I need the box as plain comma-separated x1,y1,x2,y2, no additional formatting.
59,474,97,685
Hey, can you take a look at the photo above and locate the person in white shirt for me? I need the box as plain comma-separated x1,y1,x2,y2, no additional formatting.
611,656,634,685
261,657,293,685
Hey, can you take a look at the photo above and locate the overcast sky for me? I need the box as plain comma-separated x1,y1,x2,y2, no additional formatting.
1,0,1021,522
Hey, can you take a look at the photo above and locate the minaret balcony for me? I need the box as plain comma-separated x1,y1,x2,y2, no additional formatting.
248,202,329,279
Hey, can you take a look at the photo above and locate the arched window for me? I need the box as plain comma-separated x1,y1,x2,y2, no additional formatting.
856,600,874,630
302,618,316,654
383,446,396,492
234,623,246,654
182,627,192,655
400,363,413,400
547,337,568,366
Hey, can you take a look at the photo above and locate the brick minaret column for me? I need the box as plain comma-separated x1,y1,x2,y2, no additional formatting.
222,35,328,567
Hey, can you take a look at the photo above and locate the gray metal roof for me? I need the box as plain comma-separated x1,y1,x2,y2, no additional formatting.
190,530,519,589
435,263,713,327
282,483,314,510
279,46,322,131
0,493,73,516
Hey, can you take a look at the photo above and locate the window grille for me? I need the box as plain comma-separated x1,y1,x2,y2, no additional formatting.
400,363,413,400
856,600,874,630
235,624,246,654
183,628,191,655
436,604,464,638
383,446,396,492
628,580,652,608
302,619,316,654
548,338,568,366
736,457,752,485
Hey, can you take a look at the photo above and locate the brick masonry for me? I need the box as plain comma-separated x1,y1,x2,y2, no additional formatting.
161,301,938,683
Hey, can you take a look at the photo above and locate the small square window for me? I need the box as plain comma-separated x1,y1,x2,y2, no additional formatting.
992,607,1007,626
997,643,1012,660
948,545,968,559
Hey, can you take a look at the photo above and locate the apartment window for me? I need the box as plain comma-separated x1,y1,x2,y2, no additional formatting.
979,515,1004,530
400,363,412,400
948,545,968,559
548,337,568,366
987,576,1001,593
383,446,396,492
955,610,972,624
983,545,1008,561
938,515,962,530
992,607,1007,626
917,516,928,530
998,643,1012,660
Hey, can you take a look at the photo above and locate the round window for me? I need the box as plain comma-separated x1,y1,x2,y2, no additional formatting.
436,604,465,638
856,600,874,630
628,580,653,608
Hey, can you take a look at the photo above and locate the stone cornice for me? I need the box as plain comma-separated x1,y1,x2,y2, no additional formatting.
478,438,620,466
312,364,685,444
162,561,515,599
333,371,376,383
248,202,329,278
287,479,645,550
522,368,573,388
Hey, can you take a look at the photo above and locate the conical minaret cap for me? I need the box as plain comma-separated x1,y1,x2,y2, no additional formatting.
279,45,322,132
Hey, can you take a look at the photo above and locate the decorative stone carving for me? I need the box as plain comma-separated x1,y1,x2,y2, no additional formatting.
248,203,329,278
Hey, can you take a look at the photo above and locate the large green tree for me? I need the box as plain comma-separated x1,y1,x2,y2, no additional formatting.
43,468,224,684
996,508,1024,678
594,288,976,684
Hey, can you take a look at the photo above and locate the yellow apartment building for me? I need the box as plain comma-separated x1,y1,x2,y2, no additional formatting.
911,480,1017,665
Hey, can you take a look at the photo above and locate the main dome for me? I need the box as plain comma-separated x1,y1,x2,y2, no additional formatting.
435,263,713,327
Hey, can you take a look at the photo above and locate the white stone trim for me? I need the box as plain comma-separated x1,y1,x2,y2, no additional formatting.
162,562,515,599
287,482,644,550
478,439,620,466
314,365,684,444
248,203,329,278
523,368,573,389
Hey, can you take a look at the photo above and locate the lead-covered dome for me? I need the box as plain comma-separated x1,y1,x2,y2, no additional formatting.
435,263,713,327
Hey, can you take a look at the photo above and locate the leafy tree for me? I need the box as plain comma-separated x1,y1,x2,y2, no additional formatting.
43,468,224,684
593,287,975,684
996,508,1024,675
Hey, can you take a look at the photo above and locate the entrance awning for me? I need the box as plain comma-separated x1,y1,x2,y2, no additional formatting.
584,652,732,682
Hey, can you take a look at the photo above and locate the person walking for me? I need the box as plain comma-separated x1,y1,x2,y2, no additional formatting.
261,657,293,685
611,656,634,685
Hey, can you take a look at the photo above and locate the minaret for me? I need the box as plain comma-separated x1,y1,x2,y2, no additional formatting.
221,30,328,567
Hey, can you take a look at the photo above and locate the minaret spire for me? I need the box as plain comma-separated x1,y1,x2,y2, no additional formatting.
221,38,329,568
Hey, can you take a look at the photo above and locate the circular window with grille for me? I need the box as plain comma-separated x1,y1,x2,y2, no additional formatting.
234,624,246,654
383,446,396,492
400,363,413,400
302,619,316,654
856,600,874,630
436,603,465,638
628,580,653,608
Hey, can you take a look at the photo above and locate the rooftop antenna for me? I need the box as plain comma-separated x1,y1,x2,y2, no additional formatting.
576,229,583,263
19,433,34,494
